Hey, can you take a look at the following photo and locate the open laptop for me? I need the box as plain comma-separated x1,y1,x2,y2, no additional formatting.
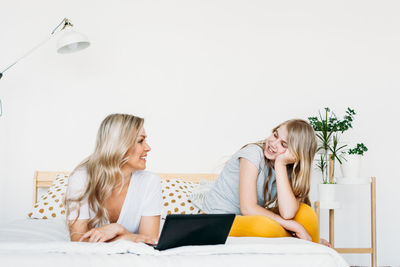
154,214,236,251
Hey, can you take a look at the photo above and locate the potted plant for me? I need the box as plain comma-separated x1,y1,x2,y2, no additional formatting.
340,143,368,178
315,154,337,202
309,107,355,202
308,107,355,182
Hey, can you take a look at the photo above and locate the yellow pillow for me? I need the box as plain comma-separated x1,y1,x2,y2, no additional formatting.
229,204,319,243
229,215,291,238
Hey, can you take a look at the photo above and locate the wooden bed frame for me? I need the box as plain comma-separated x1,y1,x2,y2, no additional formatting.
33,171,218,204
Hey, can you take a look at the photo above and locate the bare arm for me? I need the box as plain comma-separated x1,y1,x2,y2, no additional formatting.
68,220,93,241
70,219,130,242
75,219,159,243
274,162,299,219
138,215,160,240
111,216,160,244
238,158,304,234
68,219,89,241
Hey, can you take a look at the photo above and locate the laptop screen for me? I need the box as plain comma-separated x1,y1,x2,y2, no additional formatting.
155,214,235,250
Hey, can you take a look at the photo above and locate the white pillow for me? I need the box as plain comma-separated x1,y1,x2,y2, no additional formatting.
160,178,204,219
28,174,68,219
187,180,215,211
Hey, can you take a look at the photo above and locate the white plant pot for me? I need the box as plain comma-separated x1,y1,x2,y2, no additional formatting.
340,154,362,178
318,183,336,202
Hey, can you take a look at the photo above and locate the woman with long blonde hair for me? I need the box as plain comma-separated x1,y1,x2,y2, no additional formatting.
203,119,324,244
65,113,161,243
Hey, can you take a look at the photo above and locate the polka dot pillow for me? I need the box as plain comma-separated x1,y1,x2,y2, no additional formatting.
28,174,69,219
161,178,204,219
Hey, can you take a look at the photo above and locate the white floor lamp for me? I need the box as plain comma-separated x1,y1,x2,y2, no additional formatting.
0,18,90,116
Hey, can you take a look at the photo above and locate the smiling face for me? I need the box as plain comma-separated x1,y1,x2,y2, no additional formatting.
264,125,289,162
122,128,151,173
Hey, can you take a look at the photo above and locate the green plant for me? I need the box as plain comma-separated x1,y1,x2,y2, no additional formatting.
322,180,336,185
310,108,334,153
316,154,328,183
308,107,356,183
348,143,368,156
308,107,355,133
329,133,347,164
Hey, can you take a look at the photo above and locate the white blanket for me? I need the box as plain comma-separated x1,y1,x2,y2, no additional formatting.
0,237,347,261
0,219,349,267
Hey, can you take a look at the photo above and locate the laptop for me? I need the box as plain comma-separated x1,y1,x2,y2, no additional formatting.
154,213,236,251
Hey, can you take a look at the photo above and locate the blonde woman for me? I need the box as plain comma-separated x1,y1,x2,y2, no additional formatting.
203,119,326,244
65,114,161,243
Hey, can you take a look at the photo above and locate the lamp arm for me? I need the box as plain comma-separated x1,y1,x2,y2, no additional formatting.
0,35,54,75
0,18,70,78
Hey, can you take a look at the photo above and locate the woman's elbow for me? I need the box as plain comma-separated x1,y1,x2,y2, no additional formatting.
280,212,295,220
240,205,256,216
279,207,299,220
70,233,82,242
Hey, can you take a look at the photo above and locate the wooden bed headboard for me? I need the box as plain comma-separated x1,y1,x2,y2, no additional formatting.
33,171,218,204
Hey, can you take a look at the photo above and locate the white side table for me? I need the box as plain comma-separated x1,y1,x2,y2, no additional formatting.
314,177,376,267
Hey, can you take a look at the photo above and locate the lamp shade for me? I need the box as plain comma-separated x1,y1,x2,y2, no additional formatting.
56,30,90,54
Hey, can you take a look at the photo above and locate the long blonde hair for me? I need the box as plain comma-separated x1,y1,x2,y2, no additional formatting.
254,119,317,213
65,113,144,229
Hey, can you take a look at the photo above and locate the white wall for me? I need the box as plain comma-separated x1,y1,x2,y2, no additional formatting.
0,1,399,266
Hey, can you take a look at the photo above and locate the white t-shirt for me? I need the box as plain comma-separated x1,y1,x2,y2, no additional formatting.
66,168,162,234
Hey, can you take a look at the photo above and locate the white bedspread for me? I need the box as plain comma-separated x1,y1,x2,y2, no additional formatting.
0,219,349,267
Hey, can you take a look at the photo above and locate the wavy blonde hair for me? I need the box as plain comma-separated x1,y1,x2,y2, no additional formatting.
65,113,144,229
253,119,317,213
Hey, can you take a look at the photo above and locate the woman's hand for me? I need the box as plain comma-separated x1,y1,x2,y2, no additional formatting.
275,149,296,167
79,223,125,242
114,233,158,245
292,223,312,242
279,219,311,241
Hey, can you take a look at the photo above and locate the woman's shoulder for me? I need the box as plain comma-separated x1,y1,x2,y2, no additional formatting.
66,168,88,197
131,171,161,197
68,167,88,185
241,143,263,151
236,143,264,158
132,170,160,184
235,143,265,169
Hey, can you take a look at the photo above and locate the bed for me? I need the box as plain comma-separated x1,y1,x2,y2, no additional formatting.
0,171,349,267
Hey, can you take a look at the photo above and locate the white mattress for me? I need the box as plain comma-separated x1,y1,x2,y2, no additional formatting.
0,219,349,267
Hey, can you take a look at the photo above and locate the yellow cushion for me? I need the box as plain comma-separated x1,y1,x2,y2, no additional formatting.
229,214,291,238
293,203,319,243
229,204,319,243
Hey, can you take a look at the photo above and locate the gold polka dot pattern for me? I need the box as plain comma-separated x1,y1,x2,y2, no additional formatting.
160,178,204,218
28,174,69,219
28,175,206,219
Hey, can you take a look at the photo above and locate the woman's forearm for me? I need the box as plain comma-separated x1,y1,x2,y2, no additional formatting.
274,164,299,219
116,223,131,235
113,233,158,244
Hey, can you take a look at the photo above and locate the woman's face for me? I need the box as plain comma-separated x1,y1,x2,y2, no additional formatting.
264,125,289,161
123,128,151,172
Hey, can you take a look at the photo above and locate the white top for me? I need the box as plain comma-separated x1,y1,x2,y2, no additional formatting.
66,168,162,233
